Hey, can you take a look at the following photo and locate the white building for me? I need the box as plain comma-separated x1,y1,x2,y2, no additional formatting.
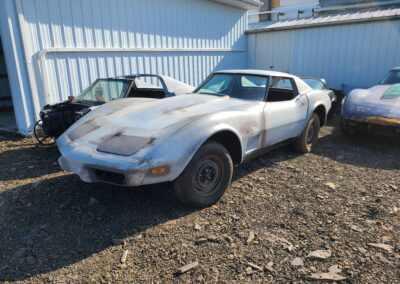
247,6,400,90
0,0,262,134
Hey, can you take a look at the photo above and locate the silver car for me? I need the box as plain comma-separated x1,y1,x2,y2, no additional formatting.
57,70,331,207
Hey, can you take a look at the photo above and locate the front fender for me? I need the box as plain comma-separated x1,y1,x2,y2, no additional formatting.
341,89,368,119
143,114,247,182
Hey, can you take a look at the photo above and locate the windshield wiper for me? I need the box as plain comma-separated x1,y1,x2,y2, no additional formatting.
198,92,227,97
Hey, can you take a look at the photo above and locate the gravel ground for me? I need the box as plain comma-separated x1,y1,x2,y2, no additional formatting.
0,116,399,283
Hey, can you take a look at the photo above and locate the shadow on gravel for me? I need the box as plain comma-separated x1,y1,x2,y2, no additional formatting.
0,131,26,143
0,175,195,281
0,145,60,181
314,117,400,170
0,144,301,281
233,145,301,181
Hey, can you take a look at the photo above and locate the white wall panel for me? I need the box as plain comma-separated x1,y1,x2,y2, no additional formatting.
248,20,400,89
18,0,248,106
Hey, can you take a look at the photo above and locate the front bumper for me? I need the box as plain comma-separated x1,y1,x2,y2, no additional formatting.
343,117,400,137
57,135,169,187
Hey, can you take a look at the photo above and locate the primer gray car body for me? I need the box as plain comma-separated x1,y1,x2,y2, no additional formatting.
57,70,331,187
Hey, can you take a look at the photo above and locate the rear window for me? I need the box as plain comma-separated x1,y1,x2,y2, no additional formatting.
241,75,267,87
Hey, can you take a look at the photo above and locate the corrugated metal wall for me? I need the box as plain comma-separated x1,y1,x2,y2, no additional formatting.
0,37,12,110
247,19,400,89
18,0,248,106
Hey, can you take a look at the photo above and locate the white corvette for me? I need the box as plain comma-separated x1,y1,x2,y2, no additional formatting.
57,70,331,207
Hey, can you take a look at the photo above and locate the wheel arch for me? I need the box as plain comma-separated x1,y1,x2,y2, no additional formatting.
313,104,327,126
205,130,243,165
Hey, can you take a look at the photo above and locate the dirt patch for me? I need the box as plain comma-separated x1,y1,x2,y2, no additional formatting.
0,116,399,283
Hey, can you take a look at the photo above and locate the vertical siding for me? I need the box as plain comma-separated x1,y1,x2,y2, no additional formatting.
248,20,400,89
19,0,248,105
249,30,294,72
0,41,12,109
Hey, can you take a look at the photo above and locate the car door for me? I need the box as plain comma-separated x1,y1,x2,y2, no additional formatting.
263,77,308,146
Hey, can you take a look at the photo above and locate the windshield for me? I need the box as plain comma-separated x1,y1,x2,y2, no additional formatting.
303,78,325,90
379,70,400,85
76,79,131,103
195,74,268,101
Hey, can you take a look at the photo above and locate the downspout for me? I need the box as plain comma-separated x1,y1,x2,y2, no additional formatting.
15,0,42,121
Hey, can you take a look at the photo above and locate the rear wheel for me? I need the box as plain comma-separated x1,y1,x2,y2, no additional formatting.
294,113,320,153
173,142,233,208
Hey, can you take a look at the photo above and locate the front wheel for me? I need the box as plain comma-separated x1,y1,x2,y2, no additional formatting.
340,118,354,136
173,142,233,208
294,113,320,153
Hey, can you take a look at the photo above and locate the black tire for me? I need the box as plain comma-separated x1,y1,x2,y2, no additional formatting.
294,113,320,153
340,118,354,136
173,141,233,208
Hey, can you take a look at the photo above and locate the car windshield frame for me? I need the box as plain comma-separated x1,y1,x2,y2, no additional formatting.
133,75,166,90
194,73,269,102
379,70,400,85
75,79,132,104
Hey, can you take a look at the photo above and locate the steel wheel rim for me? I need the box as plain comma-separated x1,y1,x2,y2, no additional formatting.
307,124,315,144
192,155,223,196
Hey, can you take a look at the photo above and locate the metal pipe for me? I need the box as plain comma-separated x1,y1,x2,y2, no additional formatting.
15,0,42,120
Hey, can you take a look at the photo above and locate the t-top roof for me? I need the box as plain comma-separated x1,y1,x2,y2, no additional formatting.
214,69,297,78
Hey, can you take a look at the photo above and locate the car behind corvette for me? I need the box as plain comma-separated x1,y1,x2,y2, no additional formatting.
341,67,400,136
57,70,331,207
35,74,193,144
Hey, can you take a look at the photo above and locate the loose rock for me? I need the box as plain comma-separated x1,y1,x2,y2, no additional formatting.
307,250,332,260
367,243,393,253
291,257,304,267
265,262,274,273
325,182,337,189
308,272,346,282
223,234,233,243
328,265,342,274
246,230,255,244
193,223,201,231
120,250,129,263
195,238,208,245
247,262,263,271
176,261,199,275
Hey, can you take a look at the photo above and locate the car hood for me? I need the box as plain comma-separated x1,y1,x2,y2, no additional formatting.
344,84,400,119
66,94,252,144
